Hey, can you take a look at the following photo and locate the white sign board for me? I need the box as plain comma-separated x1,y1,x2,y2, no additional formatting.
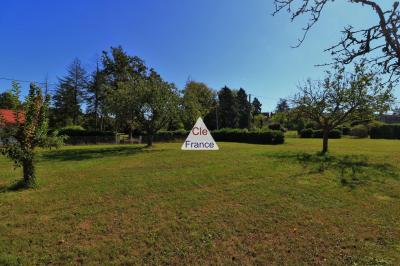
181,117,219,150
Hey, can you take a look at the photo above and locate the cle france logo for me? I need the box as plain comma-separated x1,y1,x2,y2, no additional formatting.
181,117,219,150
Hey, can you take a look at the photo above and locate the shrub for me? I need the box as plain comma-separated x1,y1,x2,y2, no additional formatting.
341,126,351,135
212,128,284,145
350,125,369,138
299,128,313,138
268,123,281,131
370,124,400,139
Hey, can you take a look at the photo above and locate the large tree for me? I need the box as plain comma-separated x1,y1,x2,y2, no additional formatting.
86,64,107,131
292,62,393,153
181,81,215,129
133,70,180,146
274,1,400,81
218,86,238,128
101,46,148,132
1,83,63,187
53,58,88,126
236,88,251,129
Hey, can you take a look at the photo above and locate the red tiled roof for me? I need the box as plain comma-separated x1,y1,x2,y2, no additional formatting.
0,109,25,125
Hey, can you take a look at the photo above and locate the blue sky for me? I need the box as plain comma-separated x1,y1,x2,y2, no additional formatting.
0,0,398,111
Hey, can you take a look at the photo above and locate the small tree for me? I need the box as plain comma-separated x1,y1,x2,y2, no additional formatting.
292,62,393,153
1,83,64,187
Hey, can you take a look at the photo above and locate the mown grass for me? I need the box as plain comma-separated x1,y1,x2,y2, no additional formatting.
0,138,400,265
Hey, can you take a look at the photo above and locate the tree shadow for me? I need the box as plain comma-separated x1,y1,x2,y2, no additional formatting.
262,152,399,189
0,179,33,193
39,145,152,162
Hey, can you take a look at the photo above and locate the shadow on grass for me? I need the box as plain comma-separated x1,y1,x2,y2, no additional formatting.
39,145,153,162
0,179,34,193
261,152,399,189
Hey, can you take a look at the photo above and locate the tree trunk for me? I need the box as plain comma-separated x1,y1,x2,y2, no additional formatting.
322,128,329,154
23,158,35,187
147,134,153,147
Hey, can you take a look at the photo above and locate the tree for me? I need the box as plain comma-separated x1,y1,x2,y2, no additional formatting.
86,64,107,131
1,83,64,187
218,86,238,128
274,1,400,82
0,92,15,109
275,98,290,113
101,47,148,132
236,88,251,129
292,62,393,153
53,58,88,126
134,70,179,147
0,82,21,109
181,81,215,129
252,97,262,116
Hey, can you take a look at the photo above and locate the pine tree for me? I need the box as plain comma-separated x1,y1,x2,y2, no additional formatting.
86,64,107,131
53,58,88,126
252,97,262,116
236,88,250,128
218,86,238,128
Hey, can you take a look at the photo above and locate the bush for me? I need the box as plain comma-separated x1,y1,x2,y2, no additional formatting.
341,126,351,135
299,129,342,139
299,128,314,138
268,123,281,131
350,125,369,138
370,124,400,139
212,128,284,145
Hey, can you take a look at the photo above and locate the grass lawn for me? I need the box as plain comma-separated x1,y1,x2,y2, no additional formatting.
1,138,400,265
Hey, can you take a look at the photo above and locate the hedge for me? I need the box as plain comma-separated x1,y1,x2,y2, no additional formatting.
299,129,342,139
58,126,114,137
370,124,400,139
152,129,189,142
56,126,115,145
212,128,284,145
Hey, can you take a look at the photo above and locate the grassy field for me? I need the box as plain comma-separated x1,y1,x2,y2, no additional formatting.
1,138,400,265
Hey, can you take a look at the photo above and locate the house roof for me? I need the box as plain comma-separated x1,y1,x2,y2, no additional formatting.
0,109,25,125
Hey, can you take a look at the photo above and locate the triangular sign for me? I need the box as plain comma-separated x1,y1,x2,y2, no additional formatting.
181,117,219,150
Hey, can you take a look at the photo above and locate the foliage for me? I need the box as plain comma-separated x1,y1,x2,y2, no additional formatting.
0,82,22,109
299,128,342,139
370,124,400,139
350,125,369,138
1,83,64,187
181,81,215,130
